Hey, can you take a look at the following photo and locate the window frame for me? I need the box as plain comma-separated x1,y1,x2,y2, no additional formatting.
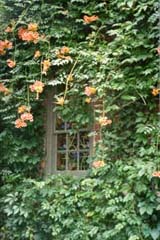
44,88,93,176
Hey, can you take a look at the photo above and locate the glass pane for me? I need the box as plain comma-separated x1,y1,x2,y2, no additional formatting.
66,122,72,129
68,134,77,150
57,134,66,150
68,152,78,170
79,152,89,170
57,153,66,171
79,132,90,149
56,116,65,130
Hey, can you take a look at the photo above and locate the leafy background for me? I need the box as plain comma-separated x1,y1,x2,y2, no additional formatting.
0,0,160,239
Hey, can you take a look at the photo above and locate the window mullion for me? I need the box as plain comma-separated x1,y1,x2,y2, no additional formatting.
55,134,57,171
66,133,68,170
77,132,80,170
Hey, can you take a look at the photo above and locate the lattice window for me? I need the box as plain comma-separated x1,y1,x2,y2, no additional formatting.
45,90,92,175
54,115,90,171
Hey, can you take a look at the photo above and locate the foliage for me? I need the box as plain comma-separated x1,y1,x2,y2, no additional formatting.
0,0,159,174
0,0,160,239
1,161,160,240
0,102,44,178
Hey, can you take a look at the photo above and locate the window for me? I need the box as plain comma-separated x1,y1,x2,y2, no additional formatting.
45,90,93,175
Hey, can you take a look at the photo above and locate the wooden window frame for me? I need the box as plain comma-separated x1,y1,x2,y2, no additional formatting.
44,89,93,176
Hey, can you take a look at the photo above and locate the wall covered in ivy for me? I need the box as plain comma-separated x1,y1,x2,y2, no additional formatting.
0,0,159,239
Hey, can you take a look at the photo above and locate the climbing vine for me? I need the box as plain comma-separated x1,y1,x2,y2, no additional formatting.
0,0,160,238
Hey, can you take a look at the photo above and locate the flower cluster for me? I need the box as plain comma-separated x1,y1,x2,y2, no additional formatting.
34,50,41,58
21,112,33,122
92,160,105,168
42,59,51,75
85,97,91,104
15,119,27,128
157,47,160,55
55,97,65,106
15,105,33,128
18,23,39,44
18,105,28,114
98,116,112,126
152,88,160,96
0,40,12,55
0,82,10,95
67,74,73,82
7,59,16,68
83,15,99,24
5,26,13,33
28,23,38,32
84,86,96,104
56,46,71,60
84,86,96,96
152,171,160,178
29,80,44,100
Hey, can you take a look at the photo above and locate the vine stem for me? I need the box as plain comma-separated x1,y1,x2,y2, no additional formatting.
12,28,16,62
27,85,30,109
12,5,31,31
63,24,105,101
90,25,106,46
40,57,43,82
63,59,78,100
102,99,105,117
135,89,147,105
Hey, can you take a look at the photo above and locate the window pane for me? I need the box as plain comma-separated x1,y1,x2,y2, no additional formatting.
79,132,90,149
79,152,89,170
53,112,91,172
57,134,66,150
57,152,66,171
56,116,65,130
68,134,77,150
68,152,78,170
66,122,72,130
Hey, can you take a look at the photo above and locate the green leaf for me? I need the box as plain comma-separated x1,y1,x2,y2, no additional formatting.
128,235,140,240
150,229,160,240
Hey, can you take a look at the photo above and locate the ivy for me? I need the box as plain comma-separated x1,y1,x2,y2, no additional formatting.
0,0,160,239
1,161,160,239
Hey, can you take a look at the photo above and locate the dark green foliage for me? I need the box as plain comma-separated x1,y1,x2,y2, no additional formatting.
0,0,160,239
0,0,159,174
1,162,160,240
